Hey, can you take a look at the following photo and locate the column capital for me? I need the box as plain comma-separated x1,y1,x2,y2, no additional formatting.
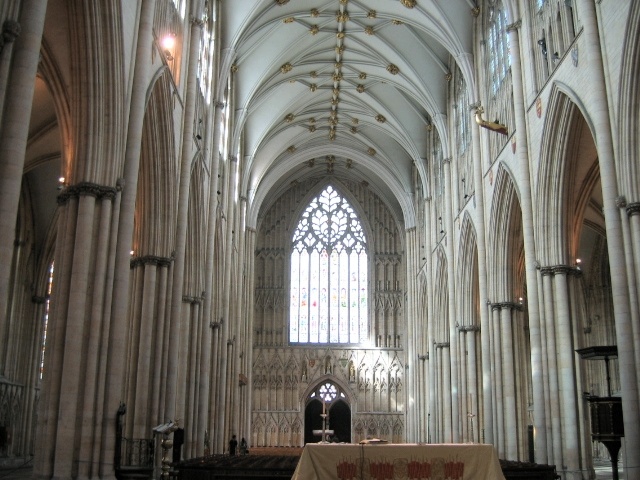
130,255,173,269
539,264,580,276
418,354,429,361
215,101,225,110
434,342,450,349
615,195,627,208
57,182,118,205
506,20,522,33
490,301,523,311
189,16,205,28
459,324,481,332
183,295,203,305
626,201,640,217
442,157,452,165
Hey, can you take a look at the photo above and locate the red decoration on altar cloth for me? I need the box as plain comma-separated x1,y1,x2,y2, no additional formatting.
336,460,358,480
370,460,394,480
444,460,465,480
408,460,431,479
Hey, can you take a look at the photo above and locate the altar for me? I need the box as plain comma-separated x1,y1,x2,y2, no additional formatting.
291,443,505,480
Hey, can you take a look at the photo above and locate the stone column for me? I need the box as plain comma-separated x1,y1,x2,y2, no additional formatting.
577,2,640,477
506,18,548,464
166,9,205,420
491,304,504,457
0,0,48,365
216,155,239,450
0,19,22,136
468,99,494,445
621,200,640,375
541,268,562,469
442,157,460,442
552,266,581,479
104,0,157,473
499,302,518,460
464,325,480,442
197,99,224,456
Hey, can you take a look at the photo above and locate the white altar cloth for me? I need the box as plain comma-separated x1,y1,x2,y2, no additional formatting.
291,443,505,480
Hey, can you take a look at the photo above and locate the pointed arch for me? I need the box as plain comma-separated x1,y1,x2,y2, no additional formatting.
135,70,178,256
536,85,600,266
488,164,522,301
617,0,640,199
289,184,369,344
456,213,479,327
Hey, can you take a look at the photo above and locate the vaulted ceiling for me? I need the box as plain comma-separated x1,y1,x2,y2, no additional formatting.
222,0,477,229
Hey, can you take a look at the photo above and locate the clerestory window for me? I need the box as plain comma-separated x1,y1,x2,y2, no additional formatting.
289,185,368,344
486,1,511,94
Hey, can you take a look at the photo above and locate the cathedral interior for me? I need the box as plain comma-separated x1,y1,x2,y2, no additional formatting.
0,0,639,479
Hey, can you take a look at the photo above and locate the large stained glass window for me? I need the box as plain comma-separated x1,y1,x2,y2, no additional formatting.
290,185,367,344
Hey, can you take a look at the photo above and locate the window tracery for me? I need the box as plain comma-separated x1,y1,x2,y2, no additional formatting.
290,185,368,344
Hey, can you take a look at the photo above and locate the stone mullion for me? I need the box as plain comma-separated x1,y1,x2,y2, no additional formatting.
541,269,562,469
0,0,47,344
490,304,504,457
578,1,640,474
506,18,548,464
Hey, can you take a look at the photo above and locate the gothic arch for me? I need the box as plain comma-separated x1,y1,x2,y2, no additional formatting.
433,246,449,342
536,84,600,266
617,0,640,199
286,179,377,253
135,70,179,256
456,213,479,327
488,164,522,301
300,375,354,407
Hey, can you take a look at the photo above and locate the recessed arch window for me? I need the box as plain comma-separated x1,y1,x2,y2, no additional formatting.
290,185,368,344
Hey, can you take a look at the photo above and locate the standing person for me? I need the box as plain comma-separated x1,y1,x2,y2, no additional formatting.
240,437,248,455
229,435,238,455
